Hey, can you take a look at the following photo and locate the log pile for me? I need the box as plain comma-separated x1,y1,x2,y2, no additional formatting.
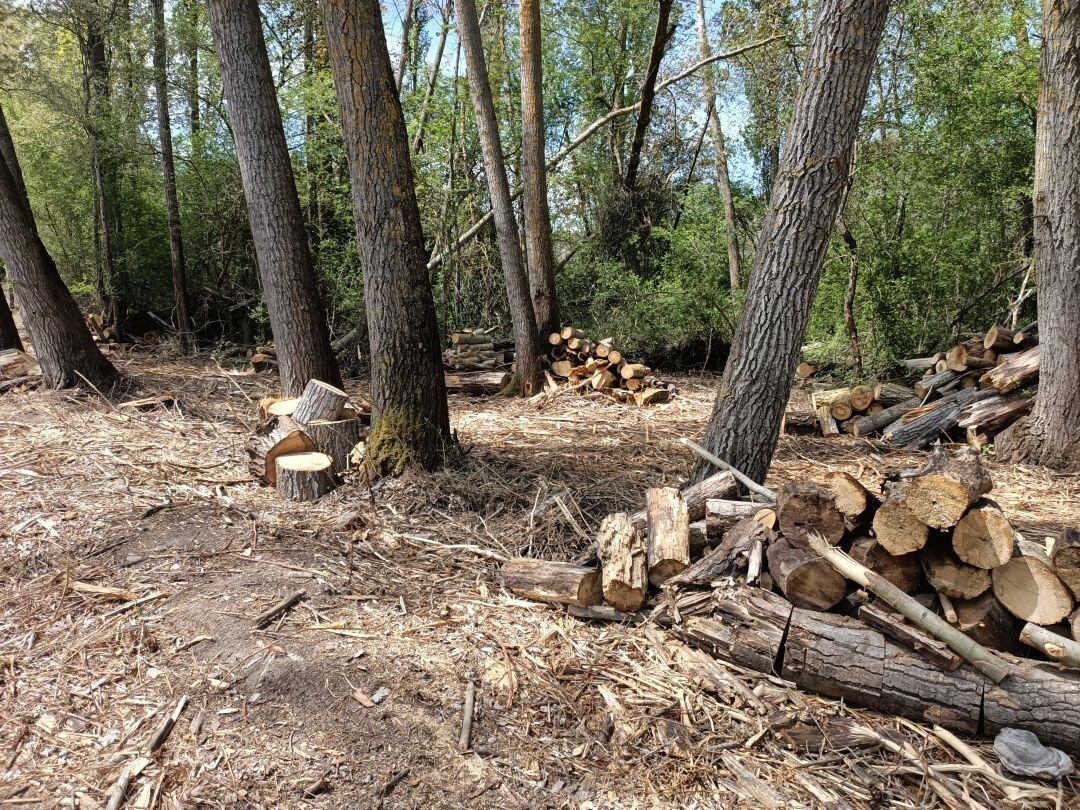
442,328,513,371
246,379,370,501
545,327,677,406
501,446,1080,750
249,344,278,374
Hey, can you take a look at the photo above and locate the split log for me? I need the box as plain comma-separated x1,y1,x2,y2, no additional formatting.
596,513,647,612
952,592,1023,656
668,518,775,587
884,387,996,449
500,558,602,606
645,487,689,586
982,656,1080,747
276,452,335,501
852,396,923,437
979,344,1041,394
292,379,349,424
993,539,1074,625
958,392,1034,435
589,367,617,390
247,417,317,485
627,472,737,533
452,330,494,345
857,603,963,670
671,586,792,674
444,371,511,394
823,471,875,524
848,536,924,594
920,542,991,599
705,498,763,540
873,382,916,407
913,369,960,397
952,500,1015,568
904,447,993,529
774,483,845,546
983,324,1018,353
1019,623,1080,670
872,480,930,555
766,537,847,611
303,418,365,476
815,404,840,436
1050,528,1080,600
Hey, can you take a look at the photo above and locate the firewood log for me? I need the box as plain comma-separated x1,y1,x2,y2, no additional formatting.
589,367,617,390
983,324,1019,353
992,539,1074,625
856,603,962,670
884,387,995,449
979,344,1040,393
705,498,767,541
594,339,613,358
620,363,649,380
0,348,38,379
303,418,365,476
550,360,575,378
247,417,317,485
452,330,493,345
872,382,916,407
782,410,819,435
904,447,993,529
823,471,876,525
920,541,992,599
848,386,874,412
667,518,775,587
829,398,853,421
596,513,647,612
258,396,299,420
872,480,930,555
606,349,623,365
766,537,847,610
983,656,1080,746
292,379,349,424
852,396,923,437
952,592,1023,655
250,352,277,373
444,371,512,395
671,586,792,674
627,472,737,533
560,327,586,340
276,451,335,501
1051,528,1080,599
624,378,644,391
547,332,563,346
645,487,689,585
952,500,1015,568
1019,623,1080,670
815,404,840,436
914,369,960,397
900,356,940,370
848,536,924,594
774,483,845,546
957,392,1034,434
501,558,602,606
633,387,670,406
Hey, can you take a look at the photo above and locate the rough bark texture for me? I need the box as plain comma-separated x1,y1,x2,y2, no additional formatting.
674,586,792,674
0,156,118,389
996,0,1080,469
454,0,542,395
983,656,1080,744
766,538,847,611
597,512,647,612
152,0,192,338
411,3,451,154
693,0,890,484
276,452,335,501
319,0,452,472
775,482,845,546
501,558,602,606
628,471,737,532
0,105,26,352
645,486,690,585
207,0,341,396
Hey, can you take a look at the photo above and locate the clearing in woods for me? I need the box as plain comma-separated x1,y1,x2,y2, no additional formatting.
1,354,1077,808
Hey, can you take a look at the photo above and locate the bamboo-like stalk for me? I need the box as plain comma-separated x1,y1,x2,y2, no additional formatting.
1019,622,1080,670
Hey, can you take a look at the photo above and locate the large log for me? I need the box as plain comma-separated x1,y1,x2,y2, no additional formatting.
952,592,1023,655
766,537,846,611
704,498,766,541
958,392,1035,434
983,324,1018,353
670,586,792,674
292,379,349,424
276,451,335,501
982,656,1080,746
452,330,495,345
952,500,1015,568
501,558,602,606
0,348,37,379
992,539,1074,625
823,471,876,525
774,483,845,546
872,381,916,407
920,541,992,599
1050,527,1080,600
303,417,365,476
979,343,1041,394
871,480,930,555
857,603,962,671
645,487,689,586
851,395,923,437
444,371,511,394
596,513,647,612
884,387,996,449
904,447,993,529
247,417,318,485
628,472,737,533
848,536,924,594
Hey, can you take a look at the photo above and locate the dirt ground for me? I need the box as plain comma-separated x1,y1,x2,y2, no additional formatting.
1,350,1078,808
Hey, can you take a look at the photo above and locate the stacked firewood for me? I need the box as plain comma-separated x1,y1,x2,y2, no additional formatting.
501,447,1080,745
249,344,278,373
546,327,676,406
246,379,370,501
443,328,511,371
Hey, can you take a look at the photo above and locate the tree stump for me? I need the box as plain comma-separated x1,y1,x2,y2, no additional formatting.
276,451,335,501
292,379,349,424
247,416,317,485
303,418,366,476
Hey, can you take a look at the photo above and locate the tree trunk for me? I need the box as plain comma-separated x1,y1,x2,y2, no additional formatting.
0,145,118,389
183,0,201,144
694,0,741,295
207,0,342,396
693,0,891,484
319,0,451,473
411,2,452,154
518,0,559,336
152,0,192,340
0,105,25,352
622,0,675,192
395,0,416,92
454,0,542,394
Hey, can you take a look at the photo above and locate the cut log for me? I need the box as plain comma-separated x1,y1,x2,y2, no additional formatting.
276,452,335,501
795,362,816,380
979,343,1040,394
766,537,847,611
292,379,349,424
1072,607,1080,642
823,471,875,524
871,480,930,555
633,387,671,406
884,387,996,449
872,382,916,407
303,418,366,476
993,539,1074,625
547,331,563,346
920,541,991,599
596,513,647,612
704,498,765,541
619,363,648,380
628,472,737,533
550,360,575,378
589,367,617,390
645,487,690,586
250,352,277,373
782,410,819,435
451,330,493,345
1019,623,1080,670
900,356,939,370
952,592,1023,655
815,404,840,436
829,398,853,421
848,536,924,594
594,339,613,358
857,603,963,671
1050,527,1080,600
913,369,960,397
559,327,586,340
852,395,923,437
904,447,993,529
983,324,1018,353
668,518,775,587
983,656,1080,747
607,349,623,365
0,348,37,379
258,396,299,419
445,371,511,395
500,558,602,606
952,500,1015,568
247,417,317,485
958,392,1035,435
774,482,845,546
848,385,873,412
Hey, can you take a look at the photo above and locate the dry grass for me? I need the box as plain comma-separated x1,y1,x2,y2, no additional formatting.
0,350,1077,808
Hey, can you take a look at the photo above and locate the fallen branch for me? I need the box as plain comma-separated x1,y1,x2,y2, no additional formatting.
253,590,306,628
1019,622,1080,670
678,437,777,502
458,680,476,751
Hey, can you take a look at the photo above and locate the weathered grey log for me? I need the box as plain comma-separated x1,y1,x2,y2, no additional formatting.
872,381,917,406
823,471,876,524
857,603,962,671
667,518,775,587
704,498,763,541
852,395,923,437
913,369,961,397
983,656,1080,748
885,387,996,449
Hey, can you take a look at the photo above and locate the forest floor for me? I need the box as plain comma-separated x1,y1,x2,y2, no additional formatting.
1,348,1078,809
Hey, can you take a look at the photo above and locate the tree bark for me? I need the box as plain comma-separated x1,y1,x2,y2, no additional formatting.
411,2,452,154
152,0,192,339
692,0,890,484
184,0,200,142
519,0,559,336
395,0,416,92
454,0,542,394
207,0,341,395
319,0,452,473
0,145,118,389
622,0,675,192
694,0,741,295
0,105,25,352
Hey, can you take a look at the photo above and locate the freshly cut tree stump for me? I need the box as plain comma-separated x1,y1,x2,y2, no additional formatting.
775,483,845,546
823,471,875,524
952,592,1023,655
247,417,317,485
1050,528,1080,599
444,371,511,394
920,542,991,599
905,448,992,529
276,451,335,501
645,487,690,586
596,513,647,612
628,472,737,533
501,558,602,606
258,396,299,419
979,344,1040,394
672,586,793,674
766,537,846,611
952,501,1015,568
871,480,930,555
292,379,349,424
873,382,916,406
993,540,1074,625
848,536,924,594
303,418,365,476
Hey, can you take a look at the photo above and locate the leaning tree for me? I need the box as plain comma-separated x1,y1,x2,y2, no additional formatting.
693,0,891,484
0,104,24,352
997,0,1080,470
318,0,452,474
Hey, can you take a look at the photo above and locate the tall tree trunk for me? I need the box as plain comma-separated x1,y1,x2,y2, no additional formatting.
518,0,559,335
395,0,416,92
454,0,541,393
838,215,863,377
184,0,201,143
207,0,341,395
622,0,675,192
318,0,451,474
0,136,118,389
412,2,452,154
0,106,24,351
694,0,742,295
997,0,1080,470
152,0,192,339
693,0,890,485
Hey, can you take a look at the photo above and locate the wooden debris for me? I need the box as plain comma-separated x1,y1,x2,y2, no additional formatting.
501,558,602,606
847,536,924,594
645,487,690,586
1051,527,1080,599
1020,622,1080,670
857,603,962,671
445,371,511,394
920,541,991,599
775,482,845,546
766,537,846,611
871,480,929,555
253,590,307,628
596,512,647,612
